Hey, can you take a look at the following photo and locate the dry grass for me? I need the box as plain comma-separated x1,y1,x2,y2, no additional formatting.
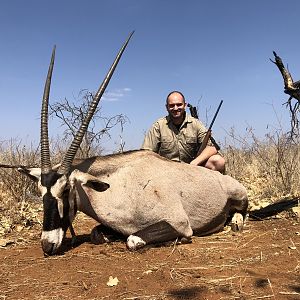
0,139,41,235
0,127,300,237
223,127,300,206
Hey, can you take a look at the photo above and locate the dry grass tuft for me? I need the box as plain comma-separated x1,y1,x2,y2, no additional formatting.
224,127,300,209
0,139,41,236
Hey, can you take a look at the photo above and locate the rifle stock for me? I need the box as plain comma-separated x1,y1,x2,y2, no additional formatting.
196,129,211,156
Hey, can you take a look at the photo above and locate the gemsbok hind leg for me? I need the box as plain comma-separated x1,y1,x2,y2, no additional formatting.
126,221,193,250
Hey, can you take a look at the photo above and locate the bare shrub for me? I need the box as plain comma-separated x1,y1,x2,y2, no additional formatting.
49,89,129,158
224,127,300,203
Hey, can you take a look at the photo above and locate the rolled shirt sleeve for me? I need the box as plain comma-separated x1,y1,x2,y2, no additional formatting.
141,121,161,152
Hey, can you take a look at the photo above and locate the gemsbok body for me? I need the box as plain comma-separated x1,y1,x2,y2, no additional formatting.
19,32,248,256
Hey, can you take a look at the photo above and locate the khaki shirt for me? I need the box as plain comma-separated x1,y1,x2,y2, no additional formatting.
141,113,213,163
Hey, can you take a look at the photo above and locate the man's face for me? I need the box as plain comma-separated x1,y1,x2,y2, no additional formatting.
166,93,187,122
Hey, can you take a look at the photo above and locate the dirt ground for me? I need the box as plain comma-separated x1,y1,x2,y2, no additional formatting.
0,215,299,300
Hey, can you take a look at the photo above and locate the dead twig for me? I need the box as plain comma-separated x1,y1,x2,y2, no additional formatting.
267,278,275,299
238,231,269,248
279,291,300,296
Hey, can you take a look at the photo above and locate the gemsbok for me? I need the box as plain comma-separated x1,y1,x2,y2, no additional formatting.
19,32,248,256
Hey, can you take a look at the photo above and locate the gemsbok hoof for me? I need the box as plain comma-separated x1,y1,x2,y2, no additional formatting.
126,235,146,250
230,213,244,232
179,236,192,244
90,226,108,245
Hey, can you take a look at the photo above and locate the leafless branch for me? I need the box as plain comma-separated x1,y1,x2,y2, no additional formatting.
271,51,300,138
49,90,129,157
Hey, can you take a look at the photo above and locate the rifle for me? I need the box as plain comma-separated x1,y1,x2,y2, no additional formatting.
187,103,199,119
188,100,223,157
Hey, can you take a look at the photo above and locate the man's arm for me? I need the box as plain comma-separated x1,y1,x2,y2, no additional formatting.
141,122,161,152
190,119,217,166
189,100,222,166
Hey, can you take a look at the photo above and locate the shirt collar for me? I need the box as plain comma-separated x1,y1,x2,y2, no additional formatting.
166,112,193,125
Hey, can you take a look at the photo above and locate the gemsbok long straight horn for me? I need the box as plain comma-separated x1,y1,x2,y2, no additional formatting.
41,46,55,175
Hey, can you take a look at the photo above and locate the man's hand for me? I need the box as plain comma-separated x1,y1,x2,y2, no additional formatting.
190,159,198,166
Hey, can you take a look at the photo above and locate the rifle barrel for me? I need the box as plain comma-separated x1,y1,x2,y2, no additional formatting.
208,100,223,131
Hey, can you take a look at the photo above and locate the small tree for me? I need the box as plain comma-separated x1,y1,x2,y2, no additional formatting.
271,51,300,138
49,89,129,158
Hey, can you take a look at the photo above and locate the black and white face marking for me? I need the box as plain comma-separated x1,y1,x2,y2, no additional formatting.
40,171,71,256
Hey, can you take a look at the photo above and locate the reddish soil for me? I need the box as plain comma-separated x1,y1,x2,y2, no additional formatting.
0,216,299,300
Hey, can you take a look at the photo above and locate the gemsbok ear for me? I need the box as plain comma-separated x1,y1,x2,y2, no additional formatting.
84,180,110,192
69,169,110,192
18,167,41,182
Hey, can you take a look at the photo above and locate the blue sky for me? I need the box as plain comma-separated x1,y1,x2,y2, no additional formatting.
1,1,299,152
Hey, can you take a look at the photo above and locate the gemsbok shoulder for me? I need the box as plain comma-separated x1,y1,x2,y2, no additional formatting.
19,32,248,256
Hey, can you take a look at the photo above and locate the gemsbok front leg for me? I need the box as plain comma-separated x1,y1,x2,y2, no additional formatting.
126,220,193,250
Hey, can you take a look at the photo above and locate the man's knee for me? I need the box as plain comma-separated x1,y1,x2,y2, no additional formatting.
205,154,225,173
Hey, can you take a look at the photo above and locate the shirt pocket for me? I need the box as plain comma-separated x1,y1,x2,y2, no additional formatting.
184,136,198,157
159,137,174,158
186,136,197,144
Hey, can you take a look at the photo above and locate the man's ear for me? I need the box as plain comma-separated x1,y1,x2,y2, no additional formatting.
18,167,41,182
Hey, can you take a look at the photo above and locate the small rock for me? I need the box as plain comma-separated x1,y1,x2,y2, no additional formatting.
107,276,119,287
0,238,14,247
291,207,300,217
